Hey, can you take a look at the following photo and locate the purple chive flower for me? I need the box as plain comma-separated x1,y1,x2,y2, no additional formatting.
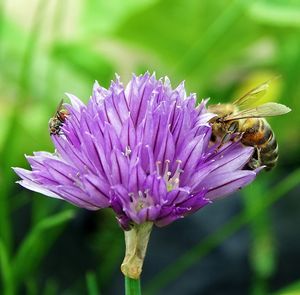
14,73,257,230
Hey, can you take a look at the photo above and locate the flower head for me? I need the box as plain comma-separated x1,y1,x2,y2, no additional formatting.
14,73,257,230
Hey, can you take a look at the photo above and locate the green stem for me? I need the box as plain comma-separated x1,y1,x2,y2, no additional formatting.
121,222,153,279
125,276,141,295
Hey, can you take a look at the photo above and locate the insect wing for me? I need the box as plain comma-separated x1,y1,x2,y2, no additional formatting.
232,81,270,110
224,102,291,121
53,99,64,117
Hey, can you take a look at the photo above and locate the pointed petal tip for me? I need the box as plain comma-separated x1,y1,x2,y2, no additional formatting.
93,80,100,89
254,165,266,173
64,93,85,110
202,97,210,104
12,167,28,176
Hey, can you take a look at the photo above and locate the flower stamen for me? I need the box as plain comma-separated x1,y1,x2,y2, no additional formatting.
125,145,131,157
156,161,161,175
130,190,154,212
128,192,134,202
161,159,183,192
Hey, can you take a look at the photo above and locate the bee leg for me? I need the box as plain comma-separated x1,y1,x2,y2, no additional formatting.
216,128,237,151
58,130,65,136
214,133,233,152
213,120,240,153
256,147,264,168
248,146,262,169
217,121,239,150
221,132,232,145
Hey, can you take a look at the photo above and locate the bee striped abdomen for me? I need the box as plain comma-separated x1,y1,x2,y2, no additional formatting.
241,118,278,170
260,130,278,170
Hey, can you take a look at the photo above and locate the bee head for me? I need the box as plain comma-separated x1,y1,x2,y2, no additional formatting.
209,114,222,124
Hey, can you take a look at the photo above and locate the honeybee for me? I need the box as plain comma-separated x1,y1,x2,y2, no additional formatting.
208,80,291,170
48,99,69,135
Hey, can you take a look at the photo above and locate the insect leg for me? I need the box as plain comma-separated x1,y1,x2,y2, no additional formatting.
248,146,262,169
216,121,239,151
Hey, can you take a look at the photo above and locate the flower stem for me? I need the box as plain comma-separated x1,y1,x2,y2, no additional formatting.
121,222,153,279
125,276,141,295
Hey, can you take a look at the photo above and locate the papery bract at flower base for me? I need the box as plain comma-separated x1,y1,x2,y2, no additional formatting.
14,73,258,279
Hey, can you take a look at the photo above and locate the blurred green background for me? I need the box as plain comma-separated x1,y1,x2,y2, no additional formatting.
1,0,300,294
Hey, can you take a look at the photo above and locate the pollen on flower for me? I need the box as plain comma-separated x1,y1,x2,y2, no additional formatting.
129,190,154,213
165,160,183,192
125,146,131,157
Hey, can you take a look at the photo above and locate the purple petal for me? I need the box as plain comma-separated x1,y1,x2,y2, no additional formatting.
65,93,86,112
205,171,256,200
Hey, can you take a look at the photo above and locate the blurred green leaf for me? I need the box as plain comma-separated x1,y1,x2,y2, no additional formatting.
242,177,276,279
31,196,71,225
114,0,264,91
243,179,277,295
82,0,158,34
174,0,250,75
0,0,51,257
42,278,59,295
12,209,75,287
51,43,115,84
10,191,31,212
0,239,14,295
249,0,300,27
273,279,300,295
25,276,38,295
86,271,101,295
251,232,276,277
91,210,122,288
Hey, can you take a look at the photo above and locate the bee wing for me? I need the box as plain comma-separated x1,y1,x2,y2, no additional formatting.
232,81,270,110
53,99,64,116
224,102,291,121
